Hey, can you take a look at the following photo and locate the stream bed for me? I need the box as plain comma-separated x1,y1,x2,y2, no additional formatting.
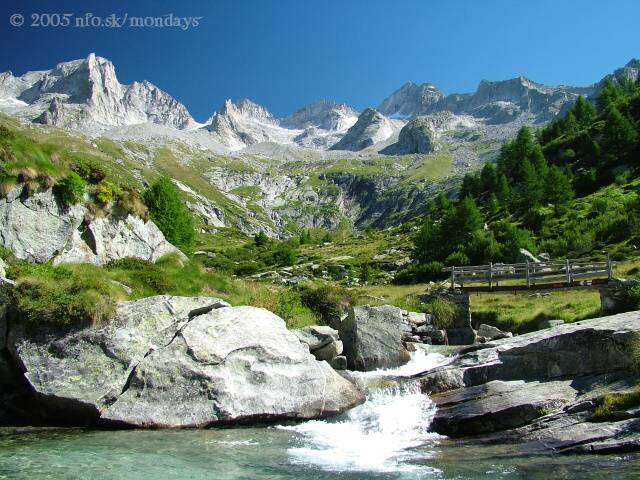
1,350,638,479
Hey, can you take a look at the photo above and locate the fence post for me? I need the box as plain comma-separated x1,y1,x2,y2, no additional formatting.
526,260,530,288
566,258,572,284
606,252,613,281
489,262,493,289
451,267,456,292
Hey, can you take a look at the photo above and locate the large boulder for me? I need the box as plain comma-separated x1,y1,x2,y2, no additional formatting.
7,296,363,427
340,305,411,371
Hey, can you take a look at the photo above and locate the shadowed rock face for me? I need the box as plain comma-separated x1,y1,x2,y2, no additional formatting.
380,117,436,155
339,305,411,371
329,108,393,151
5,296,364,427
417,311,640,451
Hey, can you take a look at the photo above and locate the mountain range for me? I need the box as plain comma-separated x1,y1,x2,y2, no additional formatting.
2,54,638,157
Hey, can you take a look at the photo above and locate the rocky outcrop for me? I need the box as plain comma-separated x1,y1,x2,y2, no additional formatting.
330,108,394,151
54,215,184,265
381,117,437,155
419,311,640,451
476,323,512,341
0,185,183,265
0,185,86,263
340,305,411,371
6,296,364,427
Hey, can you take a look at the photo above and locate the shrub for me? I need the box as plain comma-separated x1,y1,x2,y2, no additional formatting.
444,251,470,267
592,386,640,421
0,164,18,197
273,288,321,329
424,297,458,329
115,189,148,219
299,284,355,324
143,176,194,252
620,283,640,311
71,158,107,184
393,261,446,284
53,172,86,207
8,263,122,329
272,242,298,266
95,181,116,205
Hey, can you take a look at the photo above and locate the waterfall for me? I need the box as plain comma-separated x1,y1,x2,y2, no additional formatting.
279,349,450,474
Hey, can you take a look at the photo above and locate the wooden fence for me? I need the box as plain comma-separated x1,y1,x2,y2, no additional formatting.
442,256,614,291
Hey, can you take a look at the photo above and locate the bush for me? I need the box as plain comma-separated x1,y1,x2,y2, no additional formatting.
53,172,86,207
95,181,116,205
272,242,298,266
444,251,470,267
393,261,445,284
115,189,149,219
8,263,122,329
143,176,195,252
71,158,107,184
299,284,355,324
424,297,458,329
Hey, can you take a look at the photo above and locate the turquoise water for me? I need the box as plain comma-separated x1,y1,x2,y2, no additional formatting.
1,351,638,479
1,427,638,480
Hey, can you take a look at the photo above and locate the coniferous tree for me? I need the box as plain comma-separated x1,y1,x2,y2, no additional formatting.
517,159,544,210
545,165,574,210
143,176,195,252
572,96,596,125
603,105,638,161
496,174,511,203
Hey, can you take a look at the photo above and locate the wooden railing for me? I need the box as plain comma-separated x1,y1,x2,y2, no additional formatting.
442,255,614,291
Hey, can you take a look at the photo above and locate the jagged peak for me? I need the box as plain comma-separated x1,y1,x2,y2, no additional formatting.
625,58,640,69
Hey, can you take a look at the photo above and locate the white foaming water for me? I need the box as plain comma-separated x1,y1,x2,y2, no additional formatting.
280,350,450,474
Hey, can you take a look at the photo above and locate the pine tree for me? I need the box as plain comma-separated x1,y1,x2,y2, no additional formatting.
496,174,511,203
603,104,638,161
563,111,579,134
480,162,498,192
488,193,500,215
545,165,574,210
143,176,195,252
571,96,596,125
517,159,543,210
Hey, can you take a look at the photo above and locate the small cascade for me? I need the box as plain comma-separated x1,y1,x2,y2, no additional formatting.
280,349,450,474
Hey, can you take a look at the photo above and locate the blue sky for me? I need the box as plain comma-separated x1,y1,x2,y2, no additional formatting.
1,0,639,121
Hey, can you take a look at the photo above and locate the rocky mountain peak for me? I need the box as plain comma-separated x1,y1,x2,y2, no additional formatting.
0,53,196,130
282,100,358,131
329,108,394,151
378,81,445,118
218,98,276,125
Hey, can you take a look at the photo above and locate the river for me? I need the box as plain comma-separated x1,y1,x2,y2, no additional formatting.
1,349,638,479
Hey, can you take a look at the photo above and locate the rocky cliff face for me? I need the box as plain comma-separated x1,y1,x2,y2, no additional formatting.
0,185,183,265
379,76,594,125
381,116,438,155
0,53,196,131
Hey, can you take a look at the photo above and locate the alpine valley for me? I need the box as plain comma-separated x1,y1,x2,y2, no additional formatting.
2,53,637,238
